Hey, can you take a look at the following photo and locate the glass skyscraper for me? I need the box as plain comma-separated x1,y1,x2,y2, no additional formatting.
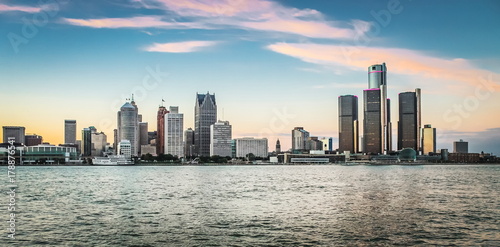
398,91,418,150
194,92,217,157
117,101,139,156
338,95,358,153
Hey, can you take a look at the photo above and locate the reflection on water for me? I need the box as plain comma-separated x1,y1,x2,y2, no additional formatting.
4,165,499,246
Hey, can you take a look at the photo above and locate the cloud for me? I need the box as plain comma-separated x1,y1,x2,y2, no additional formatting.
267,42,500,92
62,16,206,29
64,0,370,40
144,41,218,53
0,3,42,13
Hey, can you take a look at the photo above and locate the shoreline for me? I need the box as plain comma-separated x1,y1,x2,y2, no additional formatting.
1,163,500,167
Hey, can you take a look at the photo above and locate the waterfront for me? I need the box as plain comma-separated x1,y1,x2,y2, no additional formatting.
3,165,499,246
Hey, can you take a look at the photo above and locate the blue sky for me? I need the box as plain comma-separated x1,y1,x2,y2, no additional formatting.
1,0,499,154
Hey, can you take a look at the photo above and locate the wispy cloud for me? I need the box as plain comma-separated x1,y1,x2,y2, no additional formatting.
0,3,42,13
144,41,218,53
62,16,205,29
267,42,500,93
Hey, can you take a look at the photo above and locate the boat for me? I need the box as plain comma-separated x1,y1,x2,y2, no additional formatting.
92,155,134,165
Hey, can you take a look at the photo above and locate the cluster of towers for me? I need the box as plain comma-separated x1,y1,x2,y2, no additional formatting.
339,63,436,155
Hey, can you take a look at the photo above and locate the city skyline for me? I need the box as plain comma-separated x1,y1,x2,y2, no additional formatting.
1,0,500,154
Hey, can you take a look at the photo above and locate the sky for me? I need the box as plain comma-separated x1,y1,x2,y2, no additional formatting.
1,0,499,154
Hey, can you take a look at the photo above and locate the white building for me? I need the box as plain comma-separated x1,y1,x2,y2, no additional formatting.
210,121,232,157
118,140,132,158
235,137,268,158
165,106,184,157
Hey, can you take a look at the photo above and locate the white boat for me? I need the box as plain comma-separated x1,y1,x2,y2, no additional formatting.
92,155,134,165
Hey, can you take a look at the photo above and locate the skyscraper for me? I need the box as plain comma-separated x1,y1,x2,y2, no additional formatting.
364,63,392,154
117,100,139,156
276,139,281,153
292,127,309,151
194,92,217,157
338,95,359,153
64,120,77,144
184,128,195,158
139,122,148,146
165,106,184,157
398,90,421,150
156,105,169,155
210,120,232,157
422,124,436,155
82,127,92,157
90,127,107,157
2,126,25,143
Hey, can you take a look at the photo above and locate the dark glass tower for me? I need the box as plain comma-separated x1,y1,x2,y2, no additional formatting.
194,92,217,157
82,128,91,157
338,95,358,153
398,92,418,150
363,89,382,154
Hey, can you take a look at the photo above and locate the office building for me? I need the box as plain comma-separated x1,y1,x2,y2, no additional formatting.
338,95,359,153
184,128,195,158
82,128,92,156
194,92,217,157
2,126,25,143
64,120,77,144
364,63,392,154
25,134,43,146
306,137,323,151
235,137,268,158
321,137,333,151
90,127,107,157
118,140,132,158
292,127,309,151
398,89,421,150
118,100,139,156
422,124,436,155
453,139,468,153
210,121,232,157
165,106,184,157
139,122,148,146
156,105,169,155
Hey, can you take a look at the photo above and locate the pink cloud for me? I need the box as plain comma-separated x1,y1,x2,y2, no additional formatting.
62,16,208,29
267,42,500,92
0,3,42,13
144,41,218,53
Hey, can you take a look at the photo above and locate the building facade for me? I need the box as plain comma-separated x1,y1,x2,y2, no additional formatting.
184,128,195,158
25,134,43,146
398,90,421,150
363,89,382,154
82,127,92,157
118,140,132,158
453,139,468,153
64,120,77,144
165,106,184,157
2,126,25,143
235,137,268,158
156,106,169,155
118,101,139,156
194,92,217,157
292,127,309,151
338,95,359,153
210,120,232,157
91,127,107,157
422,124,436,155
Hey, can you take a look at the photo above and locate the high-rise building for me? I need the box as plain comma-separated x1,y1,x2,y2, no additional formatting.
194,92,217,157
306,137,323,151
276,139,281,153
118,100,139,156
338,95,359,153
363,89,382,154
364,63,392,154
398,90,421,150
64,120,77,144
25,134,43,146
2,126,25,143
165,106,184,157
113,129,118,154
235,137,268,158
82,128,92,157
90,127,107,157
139,122,148,146
118,140,132,158
292,127,309,151
422,124,436,155
156,105,169,155
453,139,468,153
210,120,232,157
184,128,195,158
